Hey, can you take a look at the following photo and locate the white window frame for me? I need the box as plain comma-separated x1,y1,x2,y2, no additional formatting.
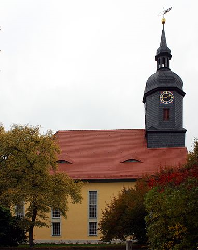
51,208,61,236
51,208,61,218
88,190,98,236
89,190,97,219
89,221,97,236
52,222,61,236
15,202,25,218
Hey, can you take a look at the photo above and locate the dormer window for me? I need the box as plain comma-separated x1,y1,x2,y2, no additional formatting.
57,160,72,164
121,159,141,163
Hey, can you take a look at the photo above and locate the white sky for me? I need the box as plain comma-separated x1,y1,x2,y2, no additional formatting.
0,0,197,151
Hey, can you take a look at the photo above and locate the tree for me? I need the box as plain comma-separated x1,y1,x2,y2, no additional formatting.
186,139,198,170
145,178,198,250
0,206,27,246
0,125,83,247
99,180,149,243
145,140,198,250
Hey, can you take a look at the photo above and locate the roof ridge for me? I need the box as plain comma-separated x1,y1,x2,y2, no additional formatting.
56,129,145,133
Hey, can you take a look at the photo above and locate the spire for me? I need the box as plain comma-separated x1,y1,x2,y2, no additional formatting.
156,19,171,56
155,16,172,70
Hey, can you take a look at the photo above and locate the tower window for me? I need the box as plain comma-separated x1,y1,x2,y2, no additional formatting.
163,108,170,121
167,60,169,68
162,57,165,67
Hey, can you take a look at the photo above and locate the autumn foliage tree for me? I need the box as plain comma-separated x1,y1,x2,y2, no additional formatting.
0,125,83,247
99,180,149,243
99,140,198,249
145,141,198,250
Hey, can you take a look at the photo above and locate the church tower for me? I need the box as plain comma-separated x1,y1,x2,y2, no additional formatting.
143,17,186,148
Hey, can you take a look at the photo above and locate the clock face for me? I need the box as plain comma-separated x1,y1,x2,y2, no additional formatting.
160,91,174,104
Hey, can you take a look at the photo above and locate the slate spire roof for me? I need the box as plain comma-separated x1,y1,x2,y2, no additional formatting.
156,25,171,56
143,20,185,101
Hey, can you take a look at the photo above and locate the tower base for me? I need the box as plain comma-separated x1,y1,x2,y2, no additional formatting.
146,129,186,148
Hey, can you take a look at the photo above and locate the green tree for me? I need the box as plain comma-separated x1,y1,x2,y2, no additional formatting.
145,178,198,250
186,139,198,168
0,125,83,247
99,180,148,243
0,206,27,246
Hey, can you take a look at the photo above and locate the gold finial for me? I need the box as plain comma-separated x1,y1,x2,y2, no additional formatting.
162,18,166,24
159,7,172,25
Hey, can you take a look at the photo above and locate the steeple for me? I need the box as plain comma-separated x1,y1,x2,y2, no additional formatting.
155,18,172,70
143,10,186,148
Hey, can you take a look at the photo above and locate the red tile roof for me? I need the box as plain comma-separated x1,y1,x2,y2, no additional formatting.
55,129,187,180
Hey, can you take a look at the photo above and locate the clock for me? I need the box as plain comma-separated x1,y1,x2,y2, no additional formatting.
160,91,174,104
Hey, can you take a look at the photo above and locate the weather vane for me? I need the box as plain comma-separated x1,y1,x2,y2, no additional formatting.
159,7,172,25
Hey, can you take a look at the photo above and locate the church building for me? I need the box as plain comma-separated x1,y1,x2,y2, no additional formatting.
34,18,187,243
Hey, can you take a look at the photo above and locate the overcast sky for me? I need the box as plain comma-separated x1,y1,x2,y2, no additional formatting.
0,0,197,151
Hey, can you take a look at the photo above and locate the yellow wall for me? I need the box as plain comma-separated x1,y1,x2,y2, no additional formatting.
34,181,136,243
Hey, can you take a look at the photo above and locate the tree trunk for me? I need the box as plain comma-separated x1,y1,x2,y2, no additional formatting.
29,225,34,248
29,205,37,247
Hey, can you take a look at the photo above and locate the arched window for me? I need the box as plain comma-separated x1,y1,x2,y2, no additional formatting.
162,57,165,67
